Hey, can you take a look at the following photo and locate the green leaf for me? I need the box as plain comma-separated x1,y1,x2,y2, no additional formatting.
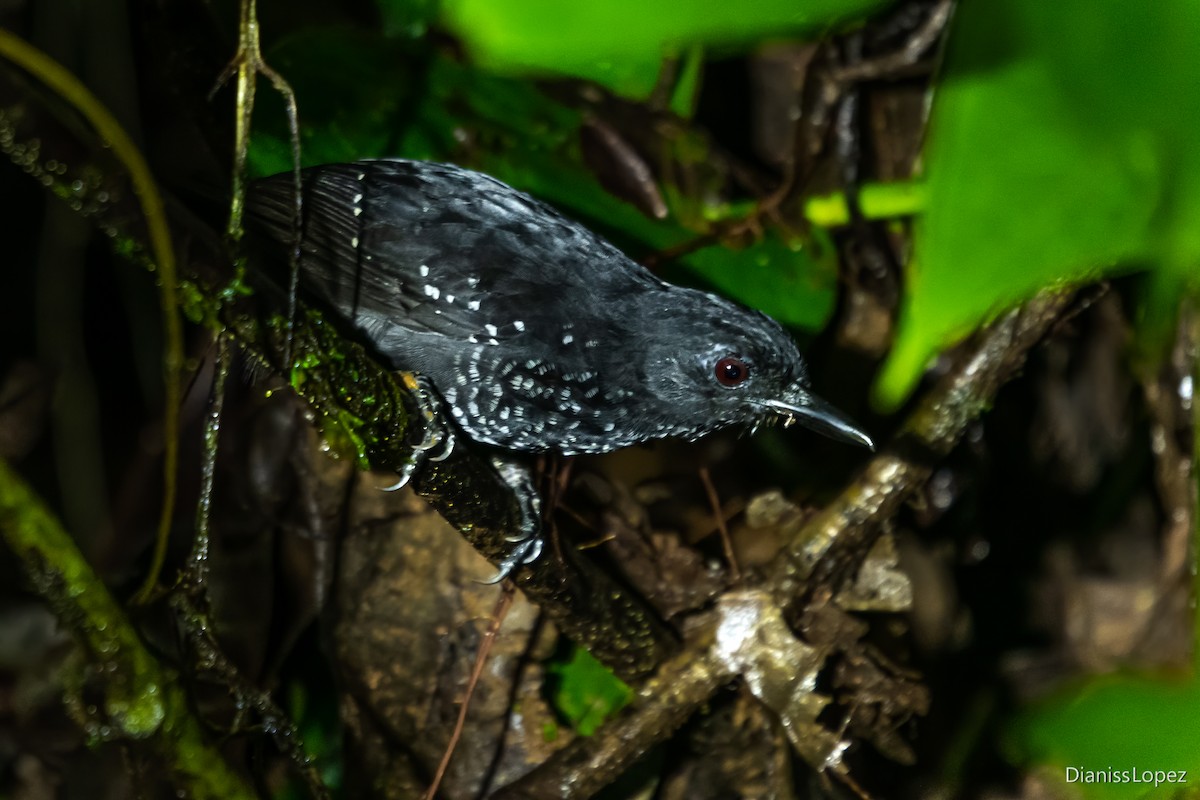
439,0,889,98
248,28,420,175
1009,675,1200,800
680,228,839,330
546,645,632,736
878,0,1200,406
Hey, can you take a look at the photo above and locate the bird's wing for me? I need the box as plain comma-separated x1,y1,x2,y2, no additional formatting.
246,159,659,349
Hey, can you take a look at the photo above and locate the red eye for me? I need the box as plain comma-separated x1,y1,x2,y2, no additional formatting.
715,356,749,387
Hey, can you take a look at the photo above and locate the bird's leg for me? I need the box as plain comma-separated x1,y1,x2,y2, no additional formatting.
380,372,457,491
386,375,544,583
479,455,545,584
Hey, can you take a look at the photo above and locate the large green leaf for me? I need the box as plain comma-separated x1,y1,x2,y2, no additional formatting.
878,0,1200,405
440,0,889,98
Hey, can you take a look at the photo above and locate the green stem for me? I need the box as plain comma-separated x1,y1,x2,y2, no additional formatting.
0,29,185,605
804,180,927,227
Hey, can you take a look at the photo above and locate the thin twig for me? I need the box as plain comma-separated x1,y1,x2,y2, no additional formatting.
211,0,304,367
424,581,517,800
183,334,230,588
698,466,740,582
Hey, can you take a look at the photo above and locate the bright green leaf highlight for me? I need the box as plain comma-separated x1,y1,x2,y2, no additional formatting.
440,0,889,98
669,44,705,119
1010,675,1200,800
879,0,1200,406
546,645,632,736
804,181,927,227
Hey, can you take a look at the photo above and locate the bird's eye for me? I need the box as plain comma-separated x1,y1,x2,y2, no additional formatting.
715,356,750,387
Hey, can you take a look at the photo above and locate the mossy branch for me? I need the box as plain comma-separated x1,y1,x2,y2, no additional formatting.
0,459,258,800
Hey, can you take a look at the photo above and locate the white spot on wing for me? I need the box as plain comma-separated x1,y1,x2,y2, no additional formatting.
424,285,440,299
562,334,574,345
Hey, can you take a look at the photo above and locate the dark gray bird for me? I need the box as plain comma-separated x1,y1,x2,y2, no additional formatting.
246,159,872,575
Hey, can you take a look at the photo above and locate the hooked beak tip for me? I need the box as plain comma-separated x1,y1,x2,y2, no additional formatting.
760,393,875,451
853,429,877,452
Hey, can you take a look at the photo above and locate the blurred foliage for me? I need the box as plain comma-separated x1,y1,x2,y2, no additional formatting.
275,679,343,799
438,0,890,99
1009,677,1200,800
879,0,1200,404
863,0,1200,790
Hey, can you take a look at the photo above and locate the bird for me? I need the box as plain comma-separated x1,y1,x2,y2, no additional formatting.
245,159,872,577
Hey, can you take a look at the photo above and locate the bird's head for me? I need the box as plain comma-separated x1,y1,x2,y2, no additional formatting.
639,290,874,449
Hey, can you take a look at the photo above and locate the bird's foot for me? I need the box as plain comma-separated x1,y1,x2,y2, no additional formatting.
379,372,457,491
478,456,545,583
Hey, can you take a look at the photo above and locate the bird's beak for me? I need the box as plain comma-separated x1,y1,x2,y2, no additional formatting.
759,388,875,450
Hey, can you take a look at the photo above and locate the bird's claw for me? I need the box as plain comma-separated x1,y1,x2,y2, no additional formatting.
378,372,456,491
376,382,548,583
476,455,546,583
477,534,544,584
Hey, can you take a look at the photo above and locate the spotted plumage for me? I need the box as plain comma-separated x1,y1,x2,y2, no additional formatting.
246,159,872,460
